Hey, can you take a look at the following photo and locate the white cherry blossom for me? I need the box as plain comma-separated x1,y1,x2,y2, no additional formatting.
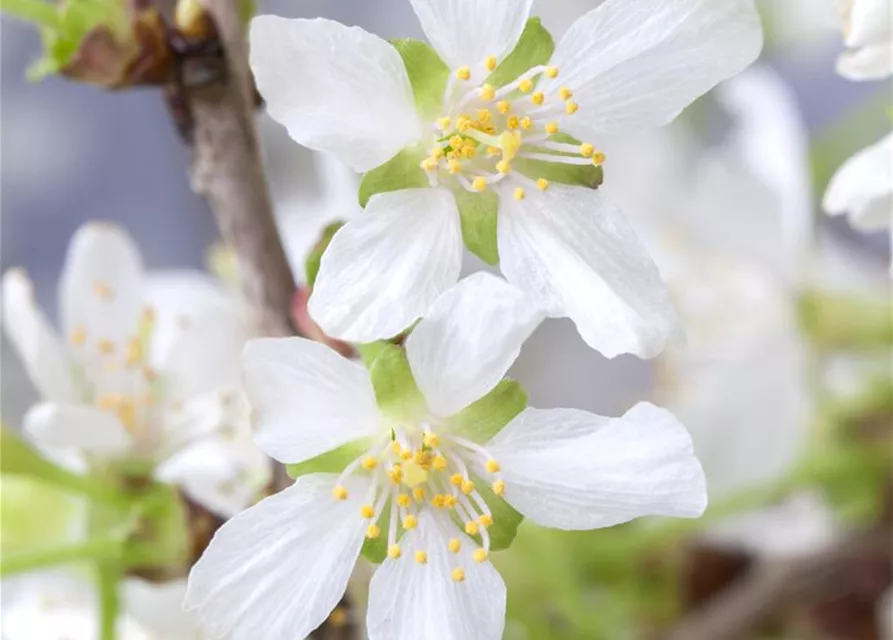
1,222,269,519
250,0,763,358
185,273,706,640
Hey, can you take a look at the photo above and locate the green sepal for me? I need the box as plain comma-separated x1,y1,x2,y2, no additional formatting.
486,18,555,88
449,379,528,443
455,188,499,265
361,500,391,563
286,440,371,480
305,221,345,288
365,342,427,421
516,133,604,188
121,481,190,571
798,289,893,349
358,147,428,208
391,38,449,120
475,478,524,551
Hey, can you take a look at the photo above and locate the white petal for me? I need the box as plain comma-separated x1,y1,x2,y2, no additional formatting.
309,188,462,343
123,578,200,639
409,0,533,71
243,338,380,464
249,16,422,173
543,0,763,139
843,0,892,48
406,273,544,417
185,474,370,640
498,184,682,359
837,43,893,80
155,436,268,518
486,403,707,530
58,222,145,349
824,133,893,232
367,511,506,640
23,402,133,458
2,269,77,402
146,272,250,402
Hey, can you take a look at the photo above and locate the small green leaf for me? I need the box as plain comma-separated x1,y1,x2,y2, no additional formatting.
1,475,86,559
476,479,523,551
486,18,555,88
366,343,427,421
449,379,528,443
305,221,345,288
358,147,429,208
286,440,371,480
516,133,604,188
391,38,449,120
455,187,499,265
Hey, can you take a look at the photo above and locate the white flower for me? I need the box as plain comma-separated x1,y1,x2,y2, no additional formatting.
185,273,706,640
823,132,893,235
1,222,269,518
250,0,763,358
835,0,893,80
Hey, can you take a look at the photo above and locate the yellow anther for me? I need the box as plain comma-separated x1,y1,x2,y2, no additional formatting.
545,66,559,78
479,514,494,528
400,449,412,461
433,147,445,159
545,122,559,134
403,514,418,530
479,84,496,101
413,487,426,502
93,281,115,300
485,459,501,473
580,143,595,158
473,549,489,563
492,480,506,496
328,608,348,627
448,159,462,174
485,55,498,71
558,87,573,100
414,450,432,468
423,432,440,448
496,100,511,114
444,495,459,508
593,151,607,165
436,116,452,131
388,544,402,559
432,455,448,471
332,485,348,501
456,66,471,81
421,156,439,172
486,146,501,157
531,92,545,106
96,394,120,411
460,480,475,495
431,494,446,508
366,524,381,539
518,79,533,93
449,538,461,553
66,327,86,348
415,550,428,565
465,521,479,536
472,177,488,192
450,474,464,486
496,160,511,174
388,466,403,485
125,338,143,365
97,339,115,355
565,101,579,115
361,456,378,470
520,116,533,130
476,108,492,122
391,441,403,455
536,178,550,191
456,116,473,132
513,187,526,201
449,135,464,150
462,145,477,160
397,494,411,508
452,568,466,582
506,115,519,130
360,505,375,518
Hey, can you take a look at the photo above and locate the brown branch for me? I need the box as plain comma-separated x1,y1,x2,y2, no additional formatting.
184,0,296,340
660,529,891,640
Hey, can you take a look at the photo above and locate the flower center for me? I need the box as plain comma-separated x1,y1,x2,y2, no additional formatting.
331,424,505,578
420,58,606,199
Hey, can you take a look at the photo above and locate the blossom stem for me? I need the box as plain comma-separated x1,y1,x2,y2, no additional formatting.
0,0,58,27
0,538,122,576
